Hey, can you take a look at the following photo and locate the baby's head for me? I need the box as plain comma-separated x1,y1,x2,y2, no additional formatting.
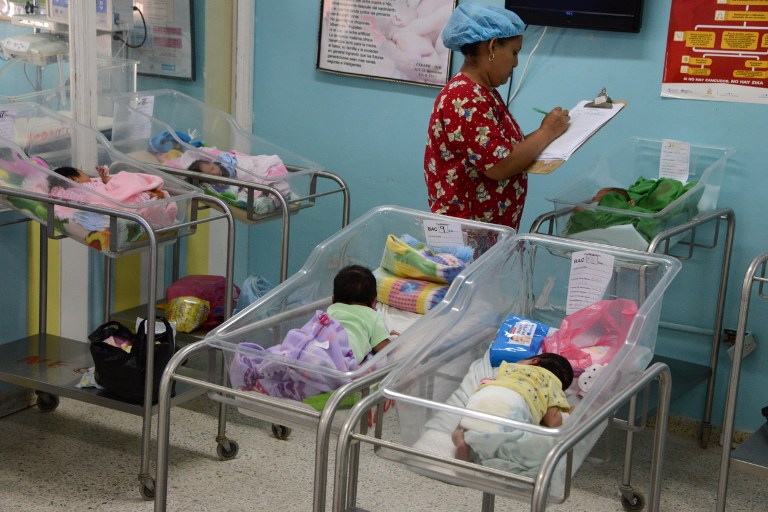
332,265,378,308
522,353,574,390
188,159,229,177
53,166,90,184
591,187,631,203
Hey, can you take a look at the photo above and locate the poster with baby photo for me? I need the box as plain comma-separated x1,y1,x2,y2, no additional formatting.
317,0,455,87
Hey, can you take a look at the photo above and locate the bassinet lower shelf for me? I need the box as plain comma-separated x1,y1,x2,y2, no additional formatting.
0,335,204,415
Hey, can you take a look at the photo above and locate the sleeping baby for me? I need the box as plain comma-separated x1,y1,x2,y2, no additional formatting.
452,353,573,462
49,165,178,229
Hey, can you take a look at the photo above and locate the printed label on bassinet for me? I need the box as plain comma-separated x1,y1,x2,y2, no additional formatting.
423,218,464,248
0,109,16,140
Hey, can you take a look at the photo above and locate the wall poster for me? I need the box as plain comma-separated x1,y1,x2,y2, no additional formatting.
317,0,455,87
126,0,195,81
662,0,768,104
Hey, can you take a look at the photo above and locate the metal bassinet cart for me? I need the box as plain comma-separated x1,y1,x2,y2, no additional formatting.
0,101,235,498
152,205,514,512
531,137,735,448
716,250,768,511
331,233,681,511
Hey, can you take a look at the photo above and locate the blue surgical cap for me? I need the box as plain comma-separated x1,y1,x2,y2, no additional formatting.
442,3,525,51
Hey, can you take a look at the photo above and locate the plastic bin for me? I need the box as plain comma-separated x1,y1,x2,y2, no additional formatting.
377,233,681,498
0,101,200,255
204,205,514,415
544,137,733,250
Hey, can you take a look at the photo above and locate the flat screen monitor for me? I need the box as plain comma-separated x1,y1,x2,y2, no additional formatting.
505,1,644,33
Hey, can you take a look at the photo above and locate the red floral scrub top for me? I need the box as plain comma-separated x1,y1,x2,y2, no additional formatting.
424,72,526,230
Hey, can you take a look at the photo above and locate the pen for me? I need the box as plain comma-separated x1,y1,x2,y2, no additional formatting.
532,107,549,115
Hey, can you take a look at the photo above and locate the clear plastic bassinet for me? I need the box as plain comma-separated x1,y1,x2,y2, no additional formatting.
152,205,514,511
204,205,514,406
106,89,341,224
370,233,681,501
0,101,201,255
543,137,733,250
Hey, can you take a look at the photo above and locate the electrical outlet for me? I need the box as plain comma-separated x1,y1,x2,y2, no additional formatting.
726,332,757,360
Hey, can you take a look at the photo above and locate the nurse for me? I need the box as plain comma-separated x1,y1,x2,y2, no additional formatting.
424,3,570,230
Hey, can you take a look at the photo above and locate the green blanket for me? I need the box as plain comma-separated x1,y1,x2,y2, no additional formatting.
565,177,700,242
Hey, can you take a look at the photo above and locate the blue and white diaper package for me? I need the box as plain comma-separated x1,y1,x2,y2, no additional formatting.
489,314,555,366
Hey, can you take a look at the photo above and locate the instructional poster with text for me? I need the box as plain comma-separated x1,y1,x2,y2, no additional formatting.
662,0,768,104
317,0,454,87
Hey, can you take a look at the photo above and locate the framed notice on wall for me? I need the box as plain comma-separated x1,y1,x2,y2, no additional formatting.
661,0,768,104
317,0,455,87
126,0,195,81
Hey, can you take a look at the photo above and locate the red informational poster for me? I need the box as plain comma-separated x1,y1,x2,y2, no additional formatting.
662,0,768,104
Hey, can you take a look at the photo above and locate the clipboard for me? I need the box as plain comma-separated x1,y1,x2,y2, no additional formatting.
526,100,627,175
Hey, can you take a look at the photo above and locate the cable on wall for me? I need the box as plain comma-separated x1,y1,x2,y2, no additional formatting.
506,25,548,106
113,6,147,49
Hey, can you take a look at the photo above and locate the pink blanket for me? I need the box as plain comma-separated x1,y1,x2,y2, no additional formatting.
50,171,178,228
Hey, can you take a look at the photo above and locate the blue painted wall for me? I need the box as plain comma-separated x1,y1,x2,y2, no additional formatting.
249,0,767,432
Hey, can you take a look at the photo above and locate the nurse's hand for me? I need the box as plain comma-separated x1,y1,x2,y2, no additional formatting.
540,107,570,139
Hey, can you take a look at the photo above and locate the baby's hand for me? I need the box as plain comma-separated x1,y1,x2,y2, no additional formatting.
148,188,165,200
96,165,110,182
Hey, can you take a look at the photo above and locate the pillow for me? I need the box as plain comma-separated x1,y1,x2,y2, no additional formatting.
375,268,448,315
380,234,466,284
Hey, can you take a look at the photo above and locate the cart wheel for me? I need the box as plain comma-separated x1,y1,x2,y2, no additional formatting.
36,392,59,412
139,480,155,500
216,439,239,460
271,424,291,440
620,490,645,511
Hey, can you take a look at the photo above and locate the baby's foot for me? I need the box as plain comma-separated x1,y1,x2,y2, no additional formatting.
454,440,472,462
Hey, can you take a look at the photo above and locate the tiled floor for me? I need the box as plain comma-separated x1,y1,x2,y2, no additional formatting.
0,395,765,511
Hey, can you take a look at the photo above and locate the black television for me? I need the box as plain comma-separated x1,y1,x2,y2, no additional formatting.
505,1,644,33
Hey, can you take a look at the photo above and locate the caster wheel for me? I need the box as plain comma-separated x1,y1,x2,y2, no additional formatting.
621,490,645,511
271,424,291,440
217,439,239,460
139,480,155,500
36,392,59,412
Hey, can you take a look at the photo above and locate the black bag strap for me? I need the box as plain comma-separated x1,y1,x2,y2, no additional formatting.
134,317,176,365
88,320,135,345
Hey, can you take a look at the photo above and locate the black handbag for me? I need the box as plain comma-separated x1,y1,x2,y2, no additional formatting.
89,318,176,404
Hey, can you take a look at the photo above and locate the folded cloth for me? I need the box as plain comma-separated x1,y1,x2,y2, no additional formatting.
375,267,447,315
380,234,467,284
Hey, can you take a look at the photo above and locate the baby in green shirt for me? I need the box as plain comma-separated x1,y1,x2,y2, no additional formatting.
326,265,394,364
